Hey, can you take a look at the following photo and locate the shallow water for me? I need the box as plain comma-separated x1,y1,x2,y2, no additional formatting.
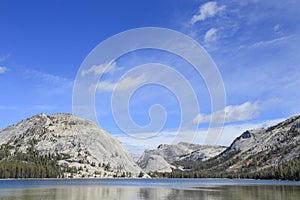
0,179,299,200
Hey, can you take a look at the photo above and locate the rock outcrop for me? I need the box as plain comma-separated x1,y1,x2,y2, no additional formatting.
0,113,148,178
222,115,300,171
137,142,226,172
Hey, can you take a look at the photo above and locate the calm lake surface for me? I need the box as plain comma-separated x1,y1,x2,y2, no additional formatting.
0,179,299,200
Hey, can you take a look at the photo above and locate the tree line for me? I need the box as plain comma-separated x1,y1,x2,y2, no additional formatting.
151,156,300,180
0,144,71,178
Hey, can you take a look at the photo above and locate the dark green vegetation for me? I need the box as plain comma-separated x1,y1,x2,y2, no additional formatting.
0,143,76,178
150,155,300,180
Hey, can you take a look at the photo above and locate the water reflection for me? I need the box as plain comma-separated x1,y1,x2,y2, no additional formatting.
0,184,299,200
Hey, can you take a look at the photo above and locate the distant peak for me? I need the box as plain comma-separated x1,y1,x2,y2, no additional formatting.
36,113,47,117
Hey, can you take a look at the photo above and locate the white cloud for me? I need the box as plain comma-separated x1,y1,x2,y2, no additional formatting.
273,24,280,32
0,66,8,74
193,101,260,124
81,60,117,77
204,28,218,42
91,74,146,93
190,1,225,25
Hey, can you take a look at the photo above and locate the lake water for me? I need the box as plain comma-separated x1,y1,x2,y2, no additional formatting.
0,179,299,200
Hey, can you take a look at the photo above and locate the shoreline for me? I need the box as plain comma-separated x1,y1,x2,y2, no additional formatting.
0,177,299,183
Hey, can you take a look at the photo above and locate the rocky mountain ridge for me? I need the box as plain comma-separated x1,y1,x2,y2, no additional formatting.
168,115,300,180
0,113,147,178
137,142,226,172
1,113,299,180
223,115,300,172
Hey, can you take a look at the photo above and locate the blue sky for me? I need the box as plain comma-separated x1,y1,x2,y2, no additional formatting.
1,0,300,155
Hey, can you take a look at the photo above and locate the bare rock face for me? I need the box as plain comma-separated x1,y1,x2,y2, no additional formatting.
222,115,300,171
137,116,300,174
0,113,148,178
137,142,226,173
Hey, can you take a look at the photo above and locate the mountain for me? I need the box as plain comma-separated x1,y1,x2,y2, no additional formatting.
221,115,300,171
0,113,148,178
137,142,226,173
168,115,300,180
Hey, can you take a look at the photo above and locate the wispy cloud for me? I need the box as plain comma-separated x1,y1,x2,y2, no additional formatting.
24,68,72,87
190,1,225,25
239,35,294,49
193,101,260,124
204,28,218,42
81,60,117,77
0,55,9,62
251,36,293,48
29,104,58,110
0,105,16,110
91,74,146,93
0,66,8,74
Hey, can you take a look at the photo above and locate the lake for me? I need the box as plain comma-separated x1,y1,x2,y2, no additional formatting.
0,179,299,200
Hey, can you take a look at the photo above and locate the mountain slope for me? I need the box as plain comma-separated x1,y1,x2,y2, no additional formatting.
223,115,300,172
137,142,226,173
171,115,300,180
0,113,147,178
